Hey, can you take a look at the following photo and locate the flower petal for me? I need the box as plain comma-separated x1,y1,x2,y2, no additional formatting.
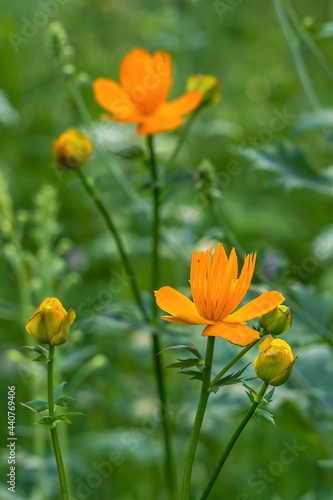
137,115,184,135
120,48,172,114
155,286,210,325
224,291,285,323
93,78,139,122
202,321,260,346
157,91,203,118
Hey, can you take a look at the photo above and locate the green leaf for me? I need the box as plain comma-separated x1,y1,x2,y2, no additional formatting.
163,357,204,370
239,141,333,196
212,363,251,389
292,109,333,136
254,407,276,426
22,400,48,413
55,396,76,407
19,345,49,363
54,381,67,401
317,459,333,468
115,145,145,160
178,369,203,381
36,412,84,428
159,344,203,360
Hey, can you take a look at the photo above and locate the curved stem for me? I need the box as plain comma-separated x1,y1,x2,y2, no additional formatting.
200,381,269,500
77,168,149,322
147,135,176,498
273,0,320,111
181,336,215,500
210,339,259,389
48,346,69,500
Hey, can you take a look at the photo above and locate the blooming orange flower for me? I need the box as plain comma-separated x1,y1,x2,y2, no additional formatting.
93,48,203,135
155,243,285,346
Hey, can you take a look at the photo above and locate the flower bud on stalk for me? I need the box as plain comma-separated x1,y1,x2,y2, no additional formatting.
53,128,94,171
254,335,296,386
25,298,76,346
186,74,221,106
259,305,292,336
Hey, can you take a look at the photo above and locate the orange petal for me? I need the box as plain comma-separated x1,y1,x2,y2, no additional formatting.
120,48,172,115
137,116,184,135
157,91,203,118
224,291,285,323
93,78,139,122
154,286,210,325
202,322,260,346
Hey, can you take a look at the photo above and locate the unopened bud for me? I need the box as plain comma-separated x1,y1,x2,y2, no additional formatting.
259,305,292,336
26,298,76,346
53,128,94,171
186,74,221,106
254,335,296,386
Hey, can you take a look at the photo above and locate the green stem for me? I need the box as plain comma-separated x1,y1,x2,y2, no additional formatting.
77,168,149,322
200,381,269,500
210,339,259,389
284,0,333,81
273,0,320,111
181,336,215,500
147,135,176,498
48,346,69,500
166,109,200,167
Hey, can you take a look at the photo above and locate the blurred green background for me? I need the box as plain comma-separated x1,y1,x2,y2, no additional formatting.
0,0,332,499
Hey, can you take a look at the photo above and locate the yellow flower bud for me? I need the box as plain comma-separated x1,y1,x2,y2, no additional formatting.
259,305,292,336
186,74,221,106
53,128,93,170
254,335,296,386
25,298,76,346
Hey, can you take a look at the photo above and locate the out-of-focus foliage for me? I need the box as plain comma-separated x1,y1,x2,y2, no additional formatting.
0,0,332,499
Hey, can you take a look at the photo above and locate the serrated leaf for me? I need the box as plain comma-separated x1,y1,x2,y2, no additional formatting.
159,344,203,360
22,400,48,413
178,369,203,381
239,141,333,196
54,381,67,401
163,357,204,370
254,407,276,426
212,363,251,389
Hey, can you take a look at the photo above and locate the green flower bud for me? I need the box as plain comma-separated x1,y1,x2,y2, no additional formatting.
186,74,221,106
254,335,296,386
26,298,76,346
259,305,292,336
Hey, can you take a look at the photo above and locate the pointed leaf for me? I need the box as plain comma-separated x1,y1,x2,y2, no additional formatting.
22,400,48,413
163,357,204,370
54,381,67,401
159,344,203,360
55,396,76,407
212,363,251,389
178,369,203,381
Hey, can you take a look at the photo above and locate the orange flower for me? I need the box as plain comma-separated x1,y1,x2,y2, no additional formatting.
93,48,203,135
155,243,285,346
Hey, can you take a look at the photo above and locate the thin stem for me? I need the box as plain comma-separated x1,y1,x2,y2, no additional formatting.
48,346,69,500
147,135,177,498
210,339,259,389
200,382,269,500
77,168,149,322
273,0,320,111
181,336,215,500
284,0,333,81
166,109,200,167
